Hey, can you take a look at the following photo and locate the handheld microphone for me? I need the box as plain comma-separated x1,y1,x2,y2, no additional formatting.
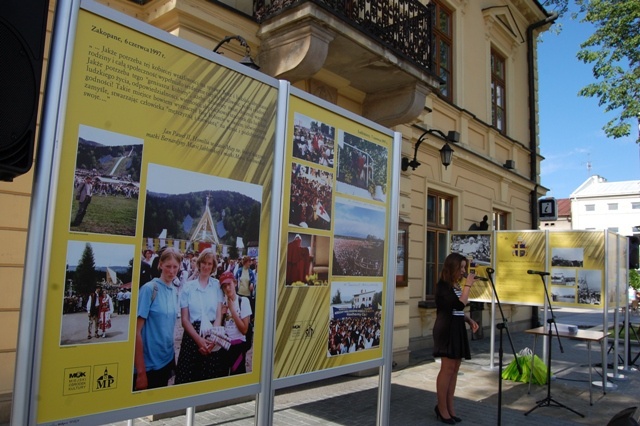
474,276,489,282
527,270,550,276
486,268,495,275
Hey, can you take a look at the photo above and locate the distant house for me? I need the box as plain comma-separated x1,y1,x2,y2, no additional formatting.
570,175,640,237
353,290,375,309
540,176,640,239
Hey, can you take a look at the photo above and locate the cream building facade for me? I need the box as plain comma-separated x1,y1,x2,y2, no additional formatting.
0,0,553,420
570,175,640,237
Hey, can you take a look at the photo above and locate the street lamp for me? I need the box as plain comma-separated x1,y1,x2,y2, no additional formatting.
402,128,460,171
212,35,260,70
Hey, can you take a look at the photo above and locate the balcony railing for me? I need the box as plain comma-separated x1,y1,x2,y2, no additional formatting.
254,0,434,71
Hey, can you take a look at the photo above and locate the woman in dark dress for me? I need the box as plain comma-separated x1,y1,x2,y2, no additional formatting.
432,253,479,424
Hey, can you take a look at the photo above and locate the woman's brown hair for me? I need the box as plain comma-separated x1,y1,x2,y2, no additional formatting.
439,252,466,285
159,247,182,265
197,247,218,271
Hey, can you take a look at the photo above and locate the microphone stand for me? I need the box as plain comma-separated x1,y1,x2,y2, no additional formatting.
524,272,584,418
485,268,520,426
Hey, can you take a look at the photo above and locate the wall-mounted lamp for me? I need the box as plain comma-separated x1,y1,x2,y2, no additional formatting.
503,159,515,170
402,128,460,171
212,35,260,70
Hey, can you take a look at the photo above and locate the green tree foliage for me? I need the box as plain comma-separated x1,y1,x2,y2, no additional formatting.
630,269,640,290
143,190,261,247
124,258,134,284
76,139,144,176
74,243,99,296
372,291,383,310
542,0,640,142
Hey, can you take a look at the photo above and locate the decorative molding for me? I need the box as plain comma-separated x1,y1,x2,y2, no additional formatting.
482,6,525,45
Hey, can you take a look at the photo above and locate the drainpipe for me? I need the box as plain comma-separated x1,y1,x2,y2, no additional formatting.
527,11,558,328
527,11,558,227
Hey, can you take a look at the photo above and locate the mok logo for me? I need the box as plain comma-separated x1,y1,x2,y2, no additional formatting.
63,366,91,395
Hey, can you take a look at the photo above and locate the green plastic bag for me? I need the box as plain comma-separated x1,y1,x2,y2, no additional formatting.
501,347,547,385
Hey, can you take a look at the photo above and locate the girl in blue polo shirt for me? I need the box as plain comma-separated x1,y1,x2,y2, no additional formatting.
133,247,181,391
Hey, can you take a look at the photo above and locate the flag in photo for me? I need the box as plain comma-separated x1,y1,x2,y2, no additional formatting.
315,202,330,222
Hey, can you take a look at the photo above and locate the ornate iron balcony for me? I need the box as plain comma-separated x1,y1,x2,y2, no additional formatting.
254,0,434,71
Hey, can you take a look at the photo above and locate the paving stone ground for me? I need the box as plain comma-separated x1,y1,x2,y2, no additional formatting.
11,307,640,425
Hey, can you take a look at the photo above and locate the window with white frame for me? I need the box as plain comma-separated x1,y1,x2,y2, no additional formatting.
608,203,618,211
585,204,595,212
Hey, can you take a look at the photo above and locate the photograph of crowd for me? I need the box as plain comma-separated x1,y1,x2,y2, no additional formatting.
551,247,584,267
336,131,388,202
70,125,143,236
450,233,492,265
133,164,262,390
60,241,134,346
292,113,335,168
286,232,330,286
328,281,382,356
289,163,333,231
577,269,602,305
332,198,386,277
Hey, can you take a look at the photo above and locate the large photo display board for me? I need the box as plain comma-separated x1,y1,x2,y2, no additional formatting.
274,95,394,378
451,230,627,309
34,5,278,424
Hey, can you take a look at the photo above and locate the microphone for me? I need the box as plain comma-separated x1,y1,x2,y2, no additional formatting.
474,276,489,282
486,268,495,275
527,270,550,276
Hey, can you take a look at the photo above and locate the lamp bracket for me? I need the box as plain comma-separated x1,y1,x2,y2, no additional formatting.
401,127,460,172
213,35,250,54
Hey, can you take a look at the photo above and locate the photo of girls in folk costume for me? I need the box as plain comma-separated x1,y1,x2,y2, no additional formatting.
87,286,101,339
175,248,230,384
87,285,113,339
98,290,114,337
219,271,252,375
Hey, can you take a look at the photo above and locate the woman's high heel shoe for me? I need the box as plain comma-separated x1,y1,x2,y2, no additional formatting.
434,406,456,424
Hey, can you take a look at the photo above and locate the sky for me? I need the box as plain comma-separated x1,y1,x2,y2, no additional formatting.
66,240,134,267
146,163,262,201
537,9,639,199
79,124,143,146
334,197,386,239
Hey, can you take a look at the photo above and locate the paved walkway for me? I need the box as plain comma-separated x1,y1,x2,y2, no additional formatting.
13,308,640,425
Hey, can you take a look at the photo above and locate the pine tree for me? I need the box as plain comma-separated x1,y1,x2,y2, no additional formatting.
75,243,99,296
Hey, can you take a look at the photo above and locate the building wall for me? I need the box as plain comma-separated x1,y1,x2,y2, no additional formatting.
0,0,548,420
401,1,545,347
571,195,640,236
